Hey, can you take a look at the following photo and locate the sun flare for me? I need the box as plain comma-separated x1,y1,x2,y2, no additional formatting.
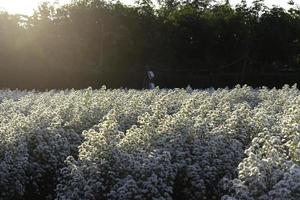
0,0,71,15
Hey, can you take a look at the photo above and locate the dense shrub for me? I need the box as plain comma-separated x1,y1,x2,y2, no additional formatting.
0,85,299,199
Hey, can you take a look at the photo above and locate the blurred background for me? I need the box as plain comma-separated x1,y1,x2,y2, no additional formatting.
0,0,299,89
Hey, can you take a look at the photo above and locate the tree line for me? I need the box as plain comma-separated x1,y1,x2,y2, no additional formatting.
0,0,299,89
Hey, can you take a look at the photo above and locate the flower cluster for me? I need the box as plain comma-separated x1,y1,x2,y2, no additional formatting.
0,85,299,199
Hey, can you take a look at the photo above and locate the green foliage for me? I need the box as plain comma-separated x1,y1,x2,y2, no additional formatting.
0,0,299,89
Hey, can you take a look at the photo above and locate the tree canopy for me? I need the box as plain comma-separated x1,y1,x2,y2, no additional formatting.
0,0,299,89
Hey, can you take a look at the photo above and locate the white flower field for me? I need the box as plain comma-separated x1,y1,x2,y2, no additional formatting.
0,85,299,200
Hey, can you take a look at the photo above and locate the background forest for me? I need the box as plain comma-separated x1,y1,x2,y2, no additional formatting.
0,0,299,89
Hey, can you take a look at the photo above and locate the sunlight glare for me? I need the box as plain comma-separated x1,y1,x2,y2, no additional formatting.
0,0,72,15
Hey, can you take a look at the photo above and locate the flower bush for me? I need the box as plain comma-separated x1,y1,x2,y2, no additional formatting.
0,85,299,199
